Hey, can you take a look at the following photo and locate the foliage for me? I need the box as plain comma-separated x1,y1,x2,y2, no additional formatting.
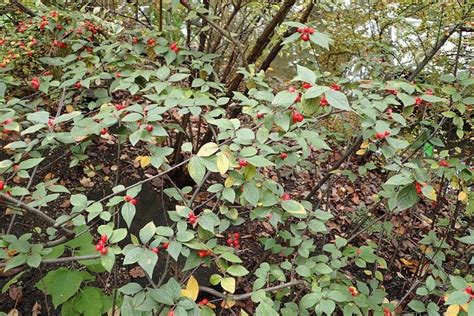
0,1,473,316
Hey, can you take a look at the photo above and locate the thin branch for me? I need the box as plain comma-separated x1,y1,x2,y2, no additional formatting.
0,254,100,268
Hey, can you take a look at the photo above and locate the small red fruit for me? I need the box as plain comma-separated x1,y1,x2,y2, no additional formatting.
288,86,297,93
167,310,174,316
465,285,473,295
239,159,247,167
296,27,304,33
292,111,304,123
439,160,449,167
425,89,433,95
162,242,169,249
234,233,240,239
375,132,385,140
383,307,392,316
294,94,302,103
31,78,40,90
302,83,312,89
188,212,197,224
115,72,122,78
387,89,397,95
300,33,310,41
100,234,108,243
151,247,159,254
130,198,138,205
132,37,139,44
145,125,154,132
114,104,125,111
282,193,290,201
100,128,108,135
233,240,239,247
256,112,265,119
170,42,179,53
200,298,209,305
384,130,390,137
280,152,288,159
146,38,156,47
0,180,4,191
96,243,104,251
330,83,341,91
124,195,132,202
74,81,81,89
320,95,329,107
415,97,423,105
348,286,358,297
226,238,233,246
100,247,108,255
415,182,422,195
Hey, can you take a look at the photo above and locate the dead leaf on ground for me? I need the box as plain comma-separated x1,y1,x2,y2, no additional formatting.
129,266,145,278
7,309,19,316
59,199,71,208
9,285,22,302
32,302,41,316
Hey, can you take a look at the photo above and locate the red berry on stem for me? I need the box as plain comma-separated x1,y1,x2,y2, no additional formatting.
167,310,174,316
320,96,329,106
100,128,108,135
0,180,4,191
124,195,131,202
415,97,423,105
439,160,449,167
100,247,108,255
74,81,81,89
233,240,239,247
201,298,209,305
330,83,341,91
239,159,248,167
300,33,310,41
234,232,240,239
130,198,138,205
302,83,312,89
288,86,296,92
151,247,159,253
162,242,169,249
384,130,390,137
100,234,108,243
95,243,103,251
146,125,153,132
280,152,288,159
256,112,264,119
31,78,40,90
282,193,290,201
226,238,233,246
296,27,304,33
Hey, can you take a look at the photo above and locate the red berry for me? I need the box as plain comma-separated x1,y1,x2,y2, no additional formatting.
300,33,310,41
280,152,288,159
100,247,108,255
330,83,341,91
292,112,304,123
383,307,392,316
147,38,156,47
0,180,4,191
233,233,240,239
415,97,423,105
115,72,122,78
132,37,139,44
256,113,264,119
294,94,302,103
282,193,290,201
296,27,304,33
320,96,329,106
100,128,108,135
170,42,179,53
198,250,205,258
130,198,138,205
226,238,233,245
384,130,390,137
239,159,247,167
288,86,296,92
100,234,108,243
307,27,315,34
465,286,473,295
167,310,174,316
162,242,169,249
74,81,81,89
114,104,125,110
31,78,40,91
439,160,449,167
151,247,159,253
233,240,239,247
95,244,103,251
302,83,312,89
124,195,132,202
200,298,209,305
387,89,397,95
375,132,385,140
415,182,422,195
146,125,153,132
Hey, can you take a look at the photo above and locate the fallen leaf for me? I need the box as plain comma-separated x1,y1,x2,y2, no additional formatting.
9,285,22,302
129,266,145,278
7,309,19,316
181,275,199,301
32,302,41,316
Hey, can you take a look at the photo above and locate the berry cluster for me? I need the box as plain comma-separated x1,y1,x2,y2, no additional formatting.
375,131,390,139
123,195,138,205
198,249,211,258
415,182,423,195
415,97,423,105
95,234,109,255
226,232,240,249
147,38,156,47
319,95,329,107
296,27,315,41
151,242,170,254
292,111,304,123
170,42,179,53
188,212,197,225
330,83,341,91
235,159,247,170
31,78,40,90
438,160,449,167
348,286,359,297
0,180,5,191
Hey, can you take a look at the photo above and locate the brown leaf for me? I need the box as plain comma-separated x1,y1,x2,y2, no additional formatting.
79,177,95,188
9,285,22,302
59,199,71,208
32,302,42,316
129,266,145,278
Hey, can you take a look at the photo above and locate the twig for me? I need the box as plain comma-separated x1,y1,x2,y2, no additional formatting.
0,254,100,268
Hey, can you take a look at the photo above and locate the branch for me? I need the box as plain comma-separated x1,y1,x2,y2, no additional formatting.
0,254,100,268
12,0,36,17
304,135,363,200
0,192,74,237
199,279,307,301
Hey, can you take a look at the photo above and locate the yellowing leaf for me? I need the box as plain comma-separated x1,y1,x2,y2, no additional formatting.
216,152,230,175
356,149,366,155
181,275,199,301
224,176,235,188
197,142,219,157
360,140,369,149
221,299,236,309
445,304,460,316
458,191,467,202
400,258,415,266
66,105,75,113
139,156,151,168
220,277,235,293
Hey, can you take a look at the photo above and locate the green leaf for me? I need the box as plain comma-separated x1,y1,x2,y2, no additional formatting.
305,86,329,99
281,200,307,216
188,156,206,184
310,32,331,49
295,265,311,277
226,265,249,277
445,291,470,305
325,90,351,111
197,142,219,157
27,111,50,124
36,268,83,308
300,293,318,309
26,253,41,268
121,202,136,228
138,249,158,278
273,90,297,107
75,287,103,316
139,222,156,244
109,228,127,244
167,241,182,261
385,174,413,186
408,300,425,313
246,156,274,167
19,158,44,170
396,184,418,211
243,182,259,206
296,65,316,84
